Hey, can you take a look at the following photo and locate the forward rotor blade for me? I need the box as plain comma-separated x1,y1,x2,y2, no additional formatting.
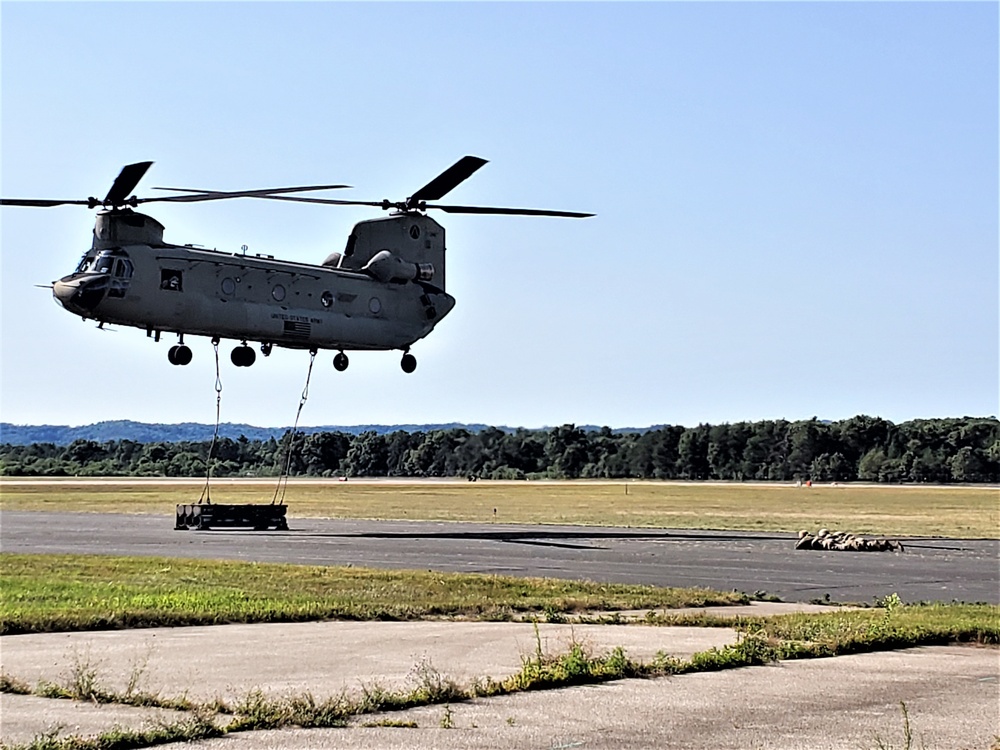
237,193,594,217
152,184,351,200
1,198,94,207
104,161,154,206
431,204,594,218
409,156,488,204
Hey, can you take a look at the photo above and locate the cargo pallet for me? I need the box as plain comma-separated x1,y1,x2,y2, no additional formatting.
175,503,288,531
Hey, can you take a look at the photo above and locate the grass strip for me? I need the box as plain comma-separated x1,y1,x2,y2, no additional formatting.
2,480,996,537
0,553,745,635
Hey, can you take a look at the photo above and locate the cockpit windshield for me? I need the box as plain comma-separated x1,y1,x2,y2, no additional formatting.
75,253,96,273
75,250,119,274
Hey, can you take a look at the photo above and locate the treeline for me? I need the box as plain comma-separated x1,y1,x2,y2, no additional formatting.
1,416,997,483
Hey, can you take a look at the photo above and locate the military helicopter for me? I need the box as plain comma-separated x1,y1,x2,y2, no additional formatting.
2,158,592,372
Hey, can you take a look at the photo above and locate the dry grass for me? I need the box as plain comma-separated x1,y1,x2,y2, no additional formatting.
0,479,996,537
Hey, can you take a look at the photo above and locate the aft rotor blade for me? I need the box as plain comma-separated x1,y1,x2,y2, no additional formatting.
237,194,391,208
1,198,94,207
104,161,154,206
431,204,594,218
409,156,488,204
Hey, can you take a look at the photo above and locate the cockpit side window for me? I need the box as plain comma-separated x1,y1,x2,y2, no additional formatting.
93,254,115,274
114,259,134,278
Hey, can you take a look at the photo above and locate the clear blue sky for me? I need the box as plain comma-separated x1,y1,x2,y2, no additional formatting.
2,2,997,429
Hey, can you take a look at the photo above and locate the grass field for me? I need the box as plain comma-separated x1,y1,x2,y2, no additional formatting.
1,479,996,537
0,553,747,635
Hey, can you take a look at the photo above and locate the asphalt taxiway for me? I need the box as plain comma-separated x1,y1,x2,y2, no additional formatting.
1,511,996,603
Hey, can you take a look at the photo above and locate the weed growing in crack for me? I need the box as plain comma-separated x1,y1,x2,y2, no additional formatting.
407,656,463,703
870,702,926,750
226,688,290,731
7,714,222,750
64,647,105,702
361,719,419,728
439,704,455,729
357,681,395,714
122,645,154,700
284,691,353,728
0,672,32,694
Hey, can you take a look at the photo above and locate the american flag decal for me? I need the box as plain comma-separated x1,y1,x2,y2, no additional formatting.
282,320,311,339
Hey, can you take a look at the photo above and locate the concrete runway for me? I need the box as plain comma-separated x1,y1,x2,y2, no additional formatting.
2,620,997,749
2,511,997,603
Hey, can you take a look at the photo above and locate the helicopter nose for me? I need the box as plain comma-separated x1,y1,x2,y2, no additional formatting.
53,276,109,315
52,280,77,307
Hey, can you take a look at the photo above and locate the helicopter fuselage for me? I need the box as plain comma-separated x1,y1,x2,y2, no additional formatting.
5,157,590,370
53,210,456,356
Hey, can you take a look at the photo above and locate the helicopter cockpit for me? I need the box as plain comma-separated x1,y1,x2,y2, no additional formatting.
74,249,133,279
54,249,135,314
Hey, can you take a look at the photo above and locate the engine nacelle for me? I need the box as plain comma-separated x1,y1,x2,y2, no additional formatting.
339,213,447,290
363,250,434,283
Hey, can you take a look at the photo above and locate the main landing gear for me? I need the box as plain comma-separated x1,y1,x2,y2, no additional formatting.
167,344,193,366
163,338,418,373
231,342,256,367
332,350,416,373
168,334,193,366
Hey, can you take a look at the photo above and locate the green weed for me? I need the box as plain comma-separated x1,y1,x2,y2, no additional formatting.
3,714,222,750
870,702,925,750
439,704,455,729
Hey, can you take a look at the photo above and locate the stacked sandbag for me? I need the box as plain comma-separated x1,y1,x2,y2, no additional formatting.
795,528,904,552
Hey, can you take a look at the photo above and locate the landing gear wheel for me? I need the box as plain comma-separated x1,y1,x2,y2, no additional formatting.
231,345,256,367
400,353,417,374
260,342,273,357
169,345,192,366
333,352,349,371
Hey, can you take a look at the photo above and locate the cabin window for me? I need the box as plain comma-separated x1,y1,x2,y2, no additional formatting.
221,277,236,295
272,284,286,302
160,269,183,291
321,291,333,308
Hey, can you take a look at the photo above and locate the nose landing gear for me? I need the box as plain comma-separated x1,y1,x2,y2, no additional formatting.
400,352,417,374
231,343,256,367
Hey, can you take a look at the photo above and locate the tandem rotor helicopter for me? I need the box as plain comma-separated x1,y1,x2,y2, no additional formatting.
2,157,592,372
